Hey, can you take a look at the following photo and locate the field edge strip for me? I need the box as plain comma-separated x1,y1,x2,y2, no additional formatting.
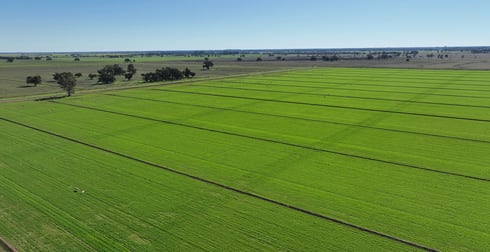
219,80,490,100
154,88,490,122
0,117,437,252
195,83,490,109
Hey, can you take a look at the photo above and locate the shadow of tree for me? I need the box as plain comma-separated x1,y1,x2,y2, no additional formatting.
35,95,67,101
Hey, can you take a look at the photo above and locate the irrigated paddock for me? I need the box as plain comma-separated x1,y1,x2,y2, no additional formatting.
1,68,489,251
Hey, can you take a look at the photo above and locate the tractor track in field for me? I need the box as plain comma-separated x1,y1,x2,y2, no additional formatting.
261,76,490,92
47,101,490,182
107,93,490,144
0,237,17,252
153,89,490,123
218,80,490,99
192,84,490,109
0,117,438,252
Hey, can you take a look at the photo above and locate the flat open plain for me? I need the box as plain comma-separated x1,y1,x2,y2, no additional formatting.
1,68,489,251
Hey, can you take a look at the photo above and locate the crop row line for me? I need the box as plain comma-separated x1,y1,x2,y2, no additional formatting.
0,117,438,252
281,72,490,85
217,80,490,100
194,84,490,109
153,89,490,123
49,101,490,182
283,73,490,86
258,77,490,93
107,93,490,144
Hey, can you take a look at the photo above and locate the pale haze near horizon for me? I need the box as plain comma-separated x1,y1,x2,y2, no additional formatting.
1,0,489,52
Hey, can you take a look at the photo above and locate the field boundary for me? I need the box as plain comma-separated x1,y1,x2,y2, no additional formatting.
0,237,17,252
107,93,490,144
50,101,490,182
0,67,310,103
154,89,490,123
281,73,490,87
222,79,490,99
262,76,490,92
194,83,490,109
0,117,438,252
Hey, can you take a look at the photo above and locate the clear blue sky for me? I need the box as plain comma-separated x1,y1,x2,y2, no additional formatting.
2,0,489,52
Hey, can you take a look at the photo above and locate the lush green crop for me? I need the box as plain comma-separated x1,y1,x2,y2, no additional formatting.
1,67,489,251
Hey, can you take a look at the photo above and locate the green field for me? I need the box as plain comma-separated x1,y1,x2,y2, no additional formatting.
1,68,489,251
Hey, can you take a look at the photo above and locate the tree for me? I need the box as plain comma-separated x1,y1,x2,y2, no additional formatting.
141,67,185,82
124,58,132,63
97,64,125,84
98,71,116,84
256,57,263,61
74,57,80,61
182,68,196,78
310,56,317,61
53,72,77,96
202,59,214,70
6,58,14,63
127,64,136,75
124,72,134,81
74,73,83,78
236,57,242,61
88,73,98,80
26,75,42,86
124,64,137,81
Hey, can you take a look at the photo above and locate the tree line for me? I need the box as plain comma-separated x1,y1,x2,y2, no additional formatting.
141,67,195,82
26,61,200,96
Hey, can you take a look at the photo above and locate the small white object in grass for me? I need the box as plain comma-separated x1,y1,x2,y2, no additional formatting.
81,190,85,194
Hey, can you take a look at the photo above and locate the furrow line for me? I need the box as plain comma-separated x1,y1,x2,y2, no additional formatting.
217,80,490,99
263,77,490,92
284,73,490,86
49,101,490,182
194,84,490,109
0,117,438,252
153,89,490,123
106,93,490,144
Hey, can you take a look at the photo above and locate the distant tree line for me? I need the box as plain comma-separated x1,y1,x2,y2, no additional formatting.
26,59,199,96
1,55,32,61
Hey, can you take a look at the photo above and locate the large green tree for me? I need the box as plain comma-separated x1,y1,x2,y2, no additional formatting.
53,72,77,96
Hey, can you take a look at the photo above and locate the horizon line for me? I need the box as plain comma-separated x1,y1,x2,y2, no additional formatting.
1,45,489,54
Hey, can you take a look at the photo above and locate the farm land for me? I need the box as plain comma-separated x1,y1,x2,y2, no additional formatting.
1,53,490,251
